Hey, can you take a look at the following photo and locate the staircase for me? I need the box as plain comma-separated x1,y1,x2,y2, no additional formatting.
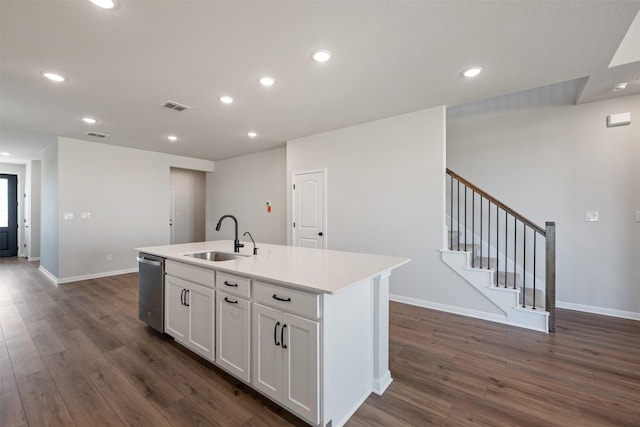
442,169,556,333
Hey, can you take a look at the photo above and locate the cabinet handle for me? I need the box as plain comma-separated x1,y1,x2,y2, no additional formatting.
224,281,238,287
272,294,291,302
180,289,185,305
274,321,281,346
185,289,190,307
224,296,238,304
281,324,287,349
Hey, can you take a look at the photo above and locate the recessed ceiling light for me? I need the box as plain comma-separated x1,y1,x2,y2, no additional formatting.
82,117,97,124
167,135,178,142
0,152,10,157
247,131,257,138
610,82,628,92
219,95,234,104
88,0,118,9
258,76,276,87
461,66,484,78
41,72,66,82
312,49,333,63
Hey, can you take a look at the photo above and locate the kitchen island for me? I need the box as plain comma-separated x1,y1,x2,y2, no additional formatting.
136,240,410,427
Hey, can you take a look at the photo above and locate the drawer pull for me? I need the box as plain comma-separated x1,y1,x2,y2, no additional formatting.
224,297,238,304
272,294,291,302
224,281,238,287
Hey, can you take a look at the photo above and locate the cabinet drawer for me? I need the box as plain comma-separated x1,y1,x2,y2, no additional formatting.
253,281,320,320
166,260,214,288
217,271,251,298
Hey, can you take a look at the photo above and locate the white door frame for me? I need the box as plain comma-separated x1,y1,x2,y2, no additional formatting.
291,169,327,249
169,187,175,244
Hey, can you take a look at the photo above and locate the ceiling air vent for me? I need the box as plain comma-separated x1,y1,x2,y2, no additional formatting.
161,100,191,112
86,131,109,138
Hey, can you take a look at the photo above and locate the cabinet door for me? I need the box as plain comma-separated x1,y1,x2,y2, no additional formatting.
216,291,250,381
187,282,215,362
165,275,188,341
282,312,319,425
252,303,282,401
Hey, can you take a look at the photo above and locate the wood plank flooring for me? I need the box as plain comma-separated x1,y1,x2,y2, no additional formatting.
1,257,639,426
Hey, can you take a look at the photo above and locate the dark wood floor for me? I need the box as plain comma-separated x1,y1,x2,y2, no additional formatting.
1,258,639,427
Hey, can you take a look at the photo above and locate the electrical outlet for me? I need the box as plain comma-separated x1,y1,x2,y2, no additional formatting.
585,211,599,222
106,254,113,262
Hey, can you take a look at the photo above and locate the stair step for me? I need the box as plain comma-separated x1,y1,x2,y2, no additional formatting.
450,242,479,253
472,256,497,270
518,286,545,309
495,271,522,288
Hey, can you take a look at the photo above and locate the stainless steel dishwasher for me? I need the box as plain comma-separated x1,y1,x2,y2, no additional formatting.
137,252,165,332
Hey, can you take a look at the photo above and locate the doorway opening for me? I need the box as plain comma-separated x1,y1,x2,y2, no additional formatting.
169,168,206,244
0,174,18,258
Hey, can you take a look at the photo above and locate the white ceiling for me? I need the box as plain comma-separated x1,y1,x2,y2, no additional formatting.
1,0,639,163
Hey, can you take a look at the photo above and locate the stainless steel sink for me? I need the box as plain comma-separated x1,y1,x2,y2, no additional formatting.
184,251,249,261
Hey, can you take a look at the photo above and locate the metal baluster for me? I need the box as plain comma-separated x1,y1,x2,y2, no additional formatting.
450,175,453,250
504,210,508,288
457,180,460,251
464,186,467,249
522,223,527,308
479,197,483,268
496,205,499,285
487,201,491,270
472,191,475,267
513,217,517,290
533,231,537,310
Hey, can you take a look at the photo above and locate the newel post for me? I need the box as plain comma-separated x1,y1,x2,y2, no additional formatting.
545,221,556,333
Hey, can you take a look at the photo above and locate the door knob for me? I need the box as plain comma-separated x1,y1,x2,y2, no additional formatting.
318,232,323,236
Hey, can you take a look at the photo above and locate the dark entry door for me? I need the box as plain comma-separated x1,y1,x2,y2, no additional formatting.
0,174,18,258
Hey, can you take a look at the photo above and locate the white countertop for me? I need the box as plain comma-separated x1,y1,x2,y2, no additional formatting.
137,240,410,294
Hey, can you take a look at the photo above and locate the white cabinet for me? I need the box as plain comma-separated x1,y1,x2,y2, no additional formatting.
252,284,319,425
216,290,250,382
165,274,215,362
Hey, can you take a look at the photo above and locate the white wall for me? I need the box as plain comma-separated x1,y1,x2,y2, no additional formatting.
206,147,287,245
170,167,206,244
42,137,214,282
41,142,59,276
0,163,26,257
287,107,503,316
28,160,41,260
448,83,640,318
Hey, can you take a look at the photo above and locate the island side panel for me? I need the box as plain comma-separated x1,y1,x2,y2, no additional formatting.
322,278,373,427
372,271,392,394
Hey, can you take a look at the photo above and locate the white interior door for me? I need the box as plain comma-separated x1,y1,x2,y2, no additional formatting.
293,170,326,249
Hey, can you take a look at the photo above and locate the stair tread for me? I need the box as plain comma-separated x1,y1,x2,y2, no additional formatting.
450,242,479,252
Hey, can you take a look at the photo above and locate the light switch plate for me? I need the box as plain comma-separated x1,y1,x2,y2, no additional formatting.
585,211,599,222
64,212,74,220
82,212,91,219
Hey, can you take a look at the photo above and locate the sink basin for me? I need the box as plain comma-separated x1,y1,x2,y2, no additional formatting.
184,251,249,262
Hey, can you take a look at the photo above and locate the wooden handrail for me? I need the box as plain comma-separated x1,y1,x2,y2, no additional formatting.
446,168,546,236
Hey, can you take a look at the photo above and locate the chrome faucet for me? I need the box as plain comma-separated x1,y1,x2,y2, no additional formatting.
215,215,244,253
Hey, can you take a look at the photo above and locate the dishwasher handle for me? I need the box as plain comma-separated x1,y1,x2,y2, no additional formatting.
137,257,162,267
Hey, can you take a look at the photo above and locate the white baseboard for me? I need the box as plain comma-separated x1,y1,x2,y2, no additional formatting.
557,301,640,321
27,257,40,262
390,294,506,324
372,371,393,396
38,266,138,285
38,265,59,284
